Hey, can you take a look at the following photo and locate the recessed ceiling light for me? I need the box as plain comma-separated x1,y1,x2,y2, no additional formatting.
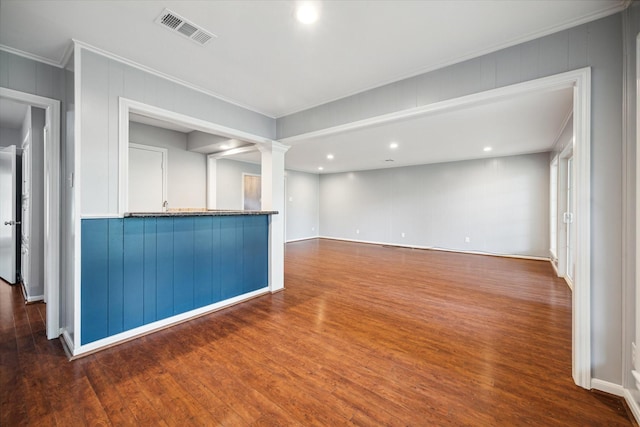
327,154,334,160
296,3,318,24
483,146,492,152
220,144,230,150
390,142,399,149
318,166,324,171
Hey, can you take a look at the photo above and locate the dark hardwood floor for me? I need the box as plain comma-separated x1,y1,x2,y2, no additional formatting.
1,238,635,425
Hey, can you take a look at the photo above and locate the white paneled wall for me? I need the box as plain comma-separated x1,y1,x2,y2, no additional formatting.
79,48,275,216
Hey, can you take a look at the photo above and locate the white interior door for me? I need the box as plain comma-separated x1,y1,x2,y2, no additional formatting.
21,137,31,292
128,144,167,212
243,174,261,210
0,145,18,283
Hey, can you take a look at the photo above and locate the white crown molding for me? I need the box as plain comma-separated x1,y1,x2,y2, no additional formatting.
0,44,64,68
275,1,628,118
60,41,75,70
72,40,275,119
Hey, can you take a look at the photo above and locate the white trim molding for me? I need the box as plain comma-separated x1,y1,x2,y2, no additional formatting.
118,97,276,217
625,389,640,424
71,287,269,357
591,379,625,397
0,87,61,341
572,67,591,389
0,44,64,68
317,236,551,262
73,42,83,350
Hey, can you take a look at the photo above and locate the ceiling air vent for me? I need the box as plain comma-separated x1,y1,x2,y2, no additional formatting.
155,8,216,46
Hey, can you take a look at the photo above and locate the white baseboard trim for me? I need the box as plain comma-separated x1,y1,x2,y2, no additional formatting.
20,283,44,303
592,380,640,424
317,236,550,262
591,378,625,396
61,329,75,357
550,259,559,276
71,287,270,358
624,389,640,424
286,235,320,243
564,276,574,291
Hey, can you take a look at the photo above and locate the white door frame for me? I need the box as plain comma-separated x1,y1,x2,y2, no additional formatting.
634,33,640,389
280,68,592,389
0,87,61,340
561,147,575,288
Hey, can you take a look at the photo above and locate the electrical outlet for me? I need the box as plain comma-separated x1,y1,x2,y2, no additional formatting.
465,236,471,243
311,227,315,232
356,229,360,234
401,232,405,238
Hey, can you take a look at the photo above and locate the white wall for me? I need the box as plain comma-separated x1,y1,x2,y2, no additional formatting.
129,122,207,209
622,2,639,404
319,153,549,257
215,159,261,210
0,127,20,148
285,170,319,241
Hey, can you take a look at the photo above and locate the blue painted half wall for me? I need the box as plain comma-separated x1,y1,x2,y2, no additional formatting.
80,215,269,345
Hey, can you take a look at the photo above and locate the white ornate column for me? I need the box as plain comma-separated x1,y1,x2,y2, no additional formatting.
258,141,289,292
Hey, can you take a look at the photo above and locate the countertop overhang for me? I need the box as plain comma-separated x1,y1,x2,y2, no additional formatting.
125,210,278,217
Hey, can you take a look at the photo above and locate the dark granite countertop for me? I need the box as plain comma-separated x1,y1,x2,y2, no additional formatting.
125,210,278,217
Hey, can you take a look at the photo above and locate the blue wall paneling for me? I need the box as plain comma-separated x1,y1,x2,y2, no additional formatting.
156,217,175,320
143,218,157,324
80,219,109,344
173,217,195,314
193,216,214,307
123,218,144,330
80,215,270,345
220,216,243,300
107,218,124,336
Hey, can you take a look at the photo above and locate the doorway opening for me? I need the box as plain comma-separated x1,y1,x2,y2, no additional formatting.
0,87,61,340
280,68,592,388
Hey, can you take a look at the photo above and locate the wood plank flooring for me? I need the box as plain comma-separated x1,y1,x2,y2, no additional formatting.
1,238,635,425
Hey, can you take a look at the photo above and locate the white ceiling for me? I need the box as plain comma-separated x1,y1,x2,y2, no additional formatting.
260,87,573,173
0,0,625,118
0,1,618,174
